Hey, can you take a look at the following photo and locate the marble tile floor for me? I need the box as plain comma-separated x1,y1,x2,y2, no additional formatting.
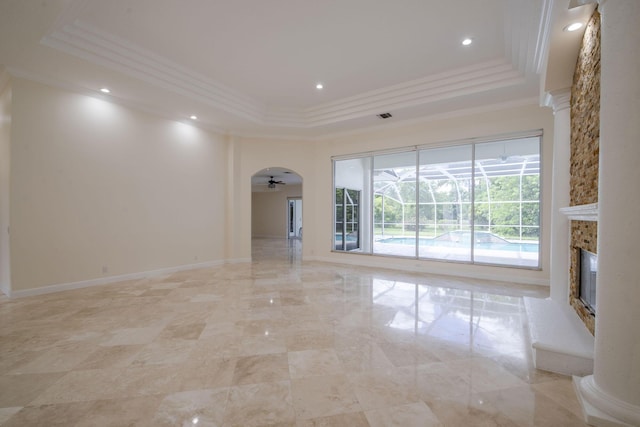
0,238,589,426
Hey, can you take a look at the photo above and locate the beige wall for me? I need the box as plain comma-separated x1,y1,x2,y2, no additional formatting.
0,81,10,295
228,137,319,261
4,76,555,294
252,184,302,238
317,104,554,285
228,103,554,285
9,78,228,292
312,104,554,285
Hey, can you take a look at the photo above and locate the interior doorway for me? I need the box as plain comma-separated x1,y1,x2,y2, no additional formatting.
251,167,303,262
288,198,303,239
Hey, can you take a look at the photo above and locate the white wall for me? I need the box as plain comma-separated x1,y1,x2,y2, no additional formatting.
230,103,554,285
228,138,320,261
252,184,302,238
0,81,11,295
9,78,228,292
334,158,367,190
6,78,555,293
314,104,555,285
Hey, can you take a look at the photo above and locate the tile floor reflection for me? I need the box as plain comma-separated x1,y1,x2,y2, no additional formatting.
0,238,588,426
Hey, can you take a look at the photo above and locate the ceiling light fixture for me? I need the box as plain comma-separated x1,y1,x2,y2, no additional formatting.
189,115,197,120
462,38,473,46
564,22,583,32
100,88,110,93
316,83,323,90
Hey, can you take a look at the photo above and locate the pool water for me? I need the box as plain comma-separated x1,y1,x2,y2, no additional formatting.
378,236,538,253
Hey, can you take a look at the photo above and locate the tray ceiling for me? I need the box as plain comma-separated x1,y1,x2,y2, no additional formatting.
0,0,546,137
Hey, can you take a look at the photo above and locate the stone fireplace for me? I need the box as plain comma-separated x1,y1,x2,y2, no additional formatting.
530,3,640,422
578,248,597,313
565,9,600,336
522,7,600,378
561,205,597,335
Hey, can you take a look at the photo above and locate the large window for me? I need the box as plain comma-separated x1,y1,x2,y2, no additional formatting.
418,145,473,262
373,151,417,257
335,188,361,251
334,158,372,252
332,134,541,268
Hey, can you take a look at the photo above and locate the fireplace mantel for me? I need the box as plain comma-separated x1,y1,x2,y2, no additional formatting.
560,203,598,221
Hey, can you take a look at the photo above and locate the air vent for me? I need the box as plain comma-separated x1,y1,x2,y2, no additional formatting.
377,112,392,119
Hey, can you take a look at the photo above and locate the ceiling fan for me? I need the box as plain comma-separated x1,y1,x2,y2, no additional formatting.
267,176,286,189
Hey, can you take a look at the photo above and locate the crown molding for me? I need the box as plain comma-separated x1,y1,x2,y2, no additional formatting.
41,19,265,123
313,96,540,141
226,97,540,141
266,60,525,128
8,64,541,143
506,0,544,75
39,3,534,130
549,88,572,113
7,66,230,137
535,0,555,75
542,87,571,111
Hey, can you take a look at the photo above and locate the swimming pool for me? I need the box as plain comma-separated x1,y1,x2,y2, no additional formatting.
377,236,538,253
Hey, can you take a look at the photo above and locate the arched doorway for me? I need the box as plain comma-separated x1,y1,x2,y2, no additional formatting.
251,167,303,261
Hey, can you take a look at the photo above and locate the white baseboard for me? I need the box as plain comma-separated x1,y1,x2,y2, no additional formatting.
574,375,640,427
0,281,9,297
8,259,225,299
304,255,549,287
225,257,251,264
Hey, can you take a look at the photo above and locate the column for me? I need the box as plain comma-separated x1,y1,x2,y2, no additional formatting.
548,89,571,303
576,0,640,425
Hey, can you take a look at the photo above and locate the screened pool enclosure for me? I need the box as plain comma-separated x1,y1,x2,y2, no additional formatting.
334,135,541,268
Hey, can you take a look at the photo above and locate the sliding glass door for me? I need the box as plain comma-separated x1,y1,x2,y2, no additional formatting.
332,133,541,268
418,145,473,262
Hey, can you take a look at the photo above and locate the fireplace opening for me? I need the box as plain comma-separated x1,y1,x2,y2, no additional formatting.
578,248,597,314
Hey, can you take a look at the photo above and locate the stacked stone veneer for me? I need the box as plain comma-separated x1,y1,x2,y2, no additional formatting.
569,10,600,336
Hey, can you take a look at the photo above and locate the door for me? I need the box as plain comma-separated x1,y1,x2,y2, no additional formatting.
288,198,303,239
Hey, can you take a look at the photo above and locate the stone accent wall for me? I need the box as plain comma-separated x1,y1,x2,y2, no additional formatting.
570,221,597,335
569,10,600,336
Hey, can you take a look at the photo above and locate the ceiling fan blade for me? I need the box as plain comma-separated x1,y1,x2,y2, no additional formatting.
267,176,286,185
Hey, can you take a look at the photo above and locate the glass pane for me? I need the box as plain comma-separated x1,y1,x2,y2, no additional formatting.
334,188,344,250
418,145,473,261
334,187,361,251
473,137,540,267
334,158,371,252
373,151,417,257
333,134,541,270
345,189,360,250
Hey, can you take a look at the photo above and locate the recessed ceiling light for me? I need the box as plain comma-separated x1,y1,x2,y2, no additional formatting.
100,88,110,93
462,38,473,46
190,115,197,120
316,83,323,90
564,22,583,32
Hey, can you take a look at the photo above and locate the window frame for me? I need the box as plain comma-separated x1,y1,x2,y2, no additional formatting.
331,131,543,270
